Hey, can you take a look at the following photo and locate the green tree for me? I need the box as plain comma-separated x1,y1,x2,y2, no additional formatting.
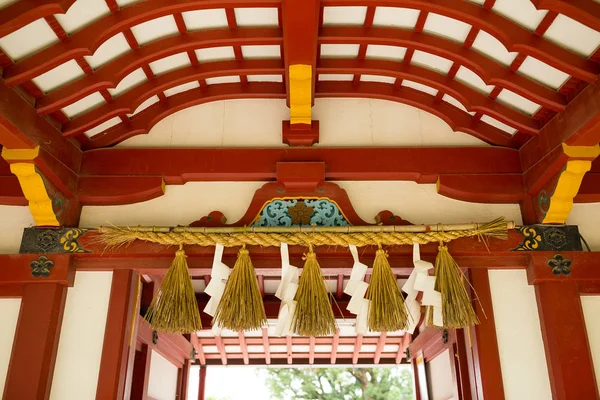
264,367,414,400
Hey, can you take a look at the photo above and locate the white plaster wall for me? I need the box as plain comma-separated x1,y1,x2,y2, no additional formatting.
80,181,522,227
568,203,600,251
488,270,552,400
581,296,600,391
0,206,33,254
426,349,455,400
0,299,21,399
117,99,487,148
147,350,178,400
50,271,113,400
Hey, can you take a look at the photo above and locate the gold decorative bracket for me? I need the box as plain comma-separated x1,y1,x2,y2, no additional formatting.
289,64,312,125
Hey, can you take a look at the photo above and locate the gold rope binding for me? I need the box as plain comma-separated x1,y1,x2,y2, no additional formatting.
99,217,510,248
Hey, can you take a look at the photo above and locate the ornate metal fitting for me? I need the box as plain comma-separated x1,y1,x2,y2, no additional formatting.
547,254,572,276
405,347,411,361
253,198,349,227
152,330,159,345
513,225,582,252
442,329,449,345
190,346,197,360
30,256,54,277
20,228,89,254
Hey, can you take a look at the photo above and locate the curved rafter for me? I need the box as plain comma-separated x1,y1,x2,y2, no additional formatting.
320,27,566,112
0,0,76,38
83,82,287,149
532,0,600,32
2,0,282,86
62,60,285,137
81,81,515,150
36,28,283,114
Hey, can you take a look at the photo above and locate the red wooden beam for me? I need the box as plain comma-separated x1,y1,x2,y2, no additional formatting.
0,254,74,287
238,331,250,365
330,329,339,364
0,0,76,38
198,366,207,400
215,336,227,365
469,269,505,400
535,282,599,399
532,0,600,31
36,28,282,114
191,334,206,365
374,332,386,364
352,334,363,365
286,335,293,364
130,344,152,400
527,252,600,284
78,176,165,206
262,328,271,365
320,0,598,81
319,27,565,112
396,333,411,364
2,0,282,86
96,270,138,400
3,283,67,400
80,147,522,185
308,336,315,365
137,316,189,368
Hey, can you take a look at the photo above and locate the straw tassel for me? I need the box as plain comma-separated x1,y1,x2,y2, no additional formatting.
213,247,267,331
366,245,410,332
292,246,336,336
428,244,479,329
144,246,202,334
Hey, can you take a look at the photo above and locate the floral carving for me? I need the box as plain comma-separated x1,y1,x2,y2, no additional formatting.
288,202,314,225
30,256,54,277
547,254,571,276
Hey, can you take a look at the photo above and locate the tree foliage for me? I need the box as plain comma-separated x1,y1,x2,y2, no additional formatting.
264,367,414,400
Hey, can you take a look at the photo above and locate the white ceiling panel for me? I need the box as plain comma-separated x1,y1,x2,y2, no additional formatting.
323,6,367,26
205,76,241,85
164,81,200,97
318,74,353,81
544,14,600,57
471,30,518,66
241,45,281,59
411,50,453,74
131,15,179,46
234,8,279,27
128,95,160,117
0,18,59,61
183,9,228,30
496,88,541,115
423,13,471,44
320,44,360,58
454,65,494,94
365,45,406,61
108,68,147,97
149,52,191,75
117,0,142,6
442,93,469,113
84,33,131,69
61,92,106,118
0,0,18,9
360,74,396,84
195,46,236,63
402,80,438,96
84,116,121,138
481,114,517,135
373,7,420,29
492,0,548,31
54,0,111,34
247,75,283,82
32,59,85,93
517,56,570,90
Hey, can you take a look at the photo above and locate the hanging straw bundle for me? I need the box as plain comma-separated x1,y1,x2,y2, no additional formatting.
428,244,479,329
144,246,202,334
366,245,410,332
292,246,336,336
213,247,267,331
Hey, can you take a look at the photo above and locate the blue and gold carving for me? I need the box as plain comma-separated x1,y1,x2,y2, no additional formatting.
253,198,349,227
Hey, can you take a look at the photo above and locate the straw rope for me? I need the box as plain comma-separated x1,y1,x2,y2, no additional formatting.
99,218,509,248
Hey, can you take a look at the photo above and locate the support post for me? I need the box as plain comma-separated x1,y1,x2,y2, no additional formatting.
535,281,598,399
130,344,152,400
198,366,207,400
96,270,139,400
3,283,67,400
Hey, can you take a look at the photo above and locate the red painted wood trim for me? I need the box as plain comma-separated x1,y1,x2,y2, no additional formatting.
535,282,599,399
215,336,227,365
137,316,189,368
578,282,600,294
319,26,566,112
309,336,315,364
352,334,363,364
0,0,76,37
3,283,67,400
80,147,522,184
191,334,206,365
62,60,284,137
239,331,250,365
262,328,271,364
330,329,339,364
96,270,138,400
2,0,283,86
396,333,410,364
130,344,152,400
0,254,74,287
470,269,505,400
78,176,165,206
527,252,600,284
0,285,23,297
178,360,191,400
320,0,598,81
198,366,207,400
437,174,525,203
532,0,600,32
374,332,386,364
35,28,282,114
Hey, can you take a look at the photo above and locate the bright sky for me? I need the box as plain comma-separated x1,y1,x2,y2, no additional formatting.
188,366,271,400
